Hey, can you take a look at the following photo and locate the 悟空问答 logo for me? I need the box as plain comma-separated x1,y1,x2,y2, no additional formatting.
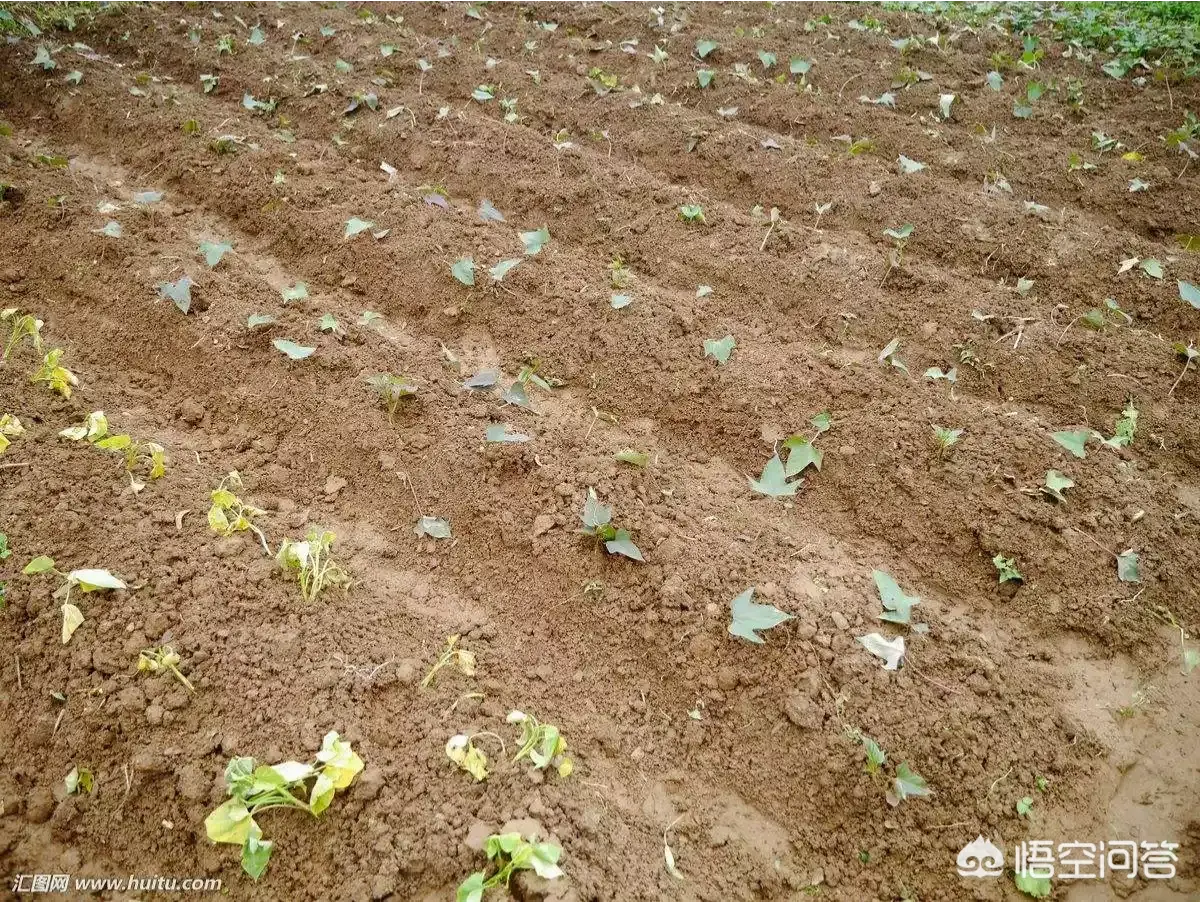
957,836,1004,877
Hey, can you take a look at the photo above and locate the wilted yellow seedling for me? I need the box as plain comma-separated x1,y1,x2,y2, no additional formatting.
445,733,492,782
208,471,269,552
2,308,43,359
0,413,23,454
420,634,477,688
508,710,573,778
30,348,78,398
137,645,196,693
60,411,167,488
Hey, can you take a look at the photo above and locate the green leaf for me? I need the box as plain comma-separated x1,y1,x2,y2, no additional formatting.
24,555,55,575
790,57,812,76
272,339,315,360
281,282,308,302
703,335,736,364
615,449,649,467
811,412,831,433
1179,280,1200,309
344,218,374,239
1014,871,1051,898
96,220,121,238
489,258,521,281
528,842,564,879
33,45,57,70
610,293,632,309
873,570,919,624
248,26,266,46
65,70,83,85
451,257,476,286
519,226,550,255
1051,430,1089,459
986,70,1003,91
695,39,719,59
485,424,529,443
728,587,793,644
696,69,714,89
581,489,612,530
1013,102,1033,119
156,276,193,314
1025,81,1044,102
415,516,452,539
757,50,776,69
893,762,932,801
456,872,486,902
133,190,163,205
1117,549,1140,583
358,310,383,326
993,554,1023,584
478,198,505,222
1139,258,1163,280
897,154,925,174
862,736,886,772
317,313,340,333
749,454,800,497
604,529,644,561
472,84,494,101
241,833,272,881
199,239,232,268
247,313,276,329
1016,796,1033,817
883,224,913,240
1042,470,1074,502
782,436,822,476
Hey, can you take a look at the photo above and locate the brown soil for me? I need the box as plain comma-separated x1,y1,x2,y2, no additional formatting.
1,3,1198,901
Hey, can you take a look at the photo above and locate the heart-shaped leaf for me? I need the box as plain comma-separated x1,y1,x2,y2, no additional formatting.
272,339,315,360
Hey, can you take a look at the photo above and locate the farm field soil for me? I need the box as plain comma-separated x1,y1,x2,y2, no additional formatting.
1,3,1199,901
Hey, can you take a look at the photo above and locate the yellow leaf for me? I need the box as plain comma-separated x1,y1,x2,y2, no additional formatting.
61,603,84,643
207,504,231,535
1121,151,1143,162
204,799,255,845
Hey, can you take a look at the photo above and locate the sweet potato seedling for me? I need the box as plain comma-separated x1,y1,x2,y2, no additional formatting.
205,732,363,880
64,765,94,795
0,413,23,455
23,556,126,644
137,646,196,693
456,832,563,902
993,554,1024,584
30,348,78,397
931,426,963,457
445,732,502,782
2,308,43,358
579,488,644,561
508,710,573,777
208,472,269,553
365,373,417,420
420,634,477,687
277,528,350,602
60,410,166,489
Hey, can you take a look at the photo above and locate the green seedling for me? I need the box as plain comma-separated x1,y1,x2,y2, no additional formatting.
678,204,705,224
1016,796,1034,818
0,413,24,455
365,373,417,420
30,348,78,398
846,729,931,805
1099,399,1137,449
420,634,477,688
931,426,963,457
587,67,618,94
1171,343,1197,396
208,472,269,553
64,766,94,795
277,528,350,602
205,732,363,880
881,225,913,286
879,337,909,374
23,556,126,644
1040,470,1074,503
507,710,573,777
2,309,43,358
456,832,563,902
993,554,1023,584
579,488,643,561
137,646,196,693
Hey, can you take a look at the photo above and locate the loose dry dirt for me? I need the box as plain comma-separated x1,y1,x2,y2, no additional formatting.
1,3,1198,902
